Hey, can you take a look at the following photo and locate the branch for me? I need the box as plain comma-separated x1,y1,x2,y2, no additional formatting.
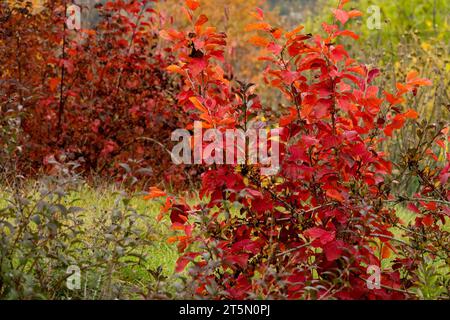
383,197,450,206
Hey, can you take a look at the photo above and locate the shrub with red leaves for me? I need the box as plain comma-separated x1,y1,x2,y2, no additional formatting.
152,0,449,299
0,0,188,186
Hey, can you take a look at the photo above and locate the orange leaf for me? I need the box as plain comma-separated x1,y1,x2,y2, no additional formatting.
49,77,59,92
403,109,419,119
406,70,419,82
144,186,167,200
410,78,432,86
326,189,344,202
171,224,185,231
248,35,269,47
384,91,404,106
406,70,432,86
81,29,96,36
381,244,391,259
157,197,173,221
195,14,208,27
185,0,200,10
348,10,363,18
300,103,314,119
218,117,235,126
189,96,208,113
272,28,283,39
166,65,184,75
167,236,180,244
280,107,298,126
396,82,409,95
245,22,271,32
285,25,304,39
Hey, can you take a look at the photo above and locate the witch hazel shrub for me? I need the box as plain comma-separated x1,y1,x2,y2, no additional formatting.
147,0,449,299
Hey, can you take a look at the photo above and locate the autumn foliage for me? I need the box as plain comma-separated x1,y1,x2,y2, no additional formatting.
154,0,449,299
0,0,448,300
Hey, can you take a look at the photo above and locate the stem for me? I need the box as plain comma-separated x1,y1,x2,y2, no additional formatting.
57,0,67,139
383,197,450,206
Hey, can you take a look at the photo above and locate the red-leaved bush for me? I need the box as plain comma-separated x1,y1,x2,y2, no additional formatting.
151,0,449,299
0,0,189,186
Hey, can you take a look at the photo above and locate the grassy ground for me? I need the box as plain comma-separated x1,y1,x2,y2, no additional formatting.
70,185,179,274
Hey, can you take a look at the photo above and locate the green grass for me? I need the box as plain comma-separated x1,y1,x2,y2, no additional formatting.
68,185,179,275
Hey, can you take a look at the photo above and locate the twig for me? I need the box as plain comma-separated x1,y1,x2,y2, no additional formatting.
275,242,312,257
383,197,450,206
57,0,67,138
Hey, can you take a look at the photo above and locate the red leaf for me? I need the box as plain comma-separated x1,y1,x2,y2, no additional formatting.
305,227,335,246
100,140,118,157
333,9,349,24
324,240,344,261
422,215,434,227
195,14,208,27
250,8,264,21
175,252,200,272
231,239,261,254
185,0,200,11
368,68,380,84
170,203,189,224
406,202,420,214
384,114,406,136
225,254,249,269
314,99,332,119
335,30,359,40
117,39,129,48
188,57,208,77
